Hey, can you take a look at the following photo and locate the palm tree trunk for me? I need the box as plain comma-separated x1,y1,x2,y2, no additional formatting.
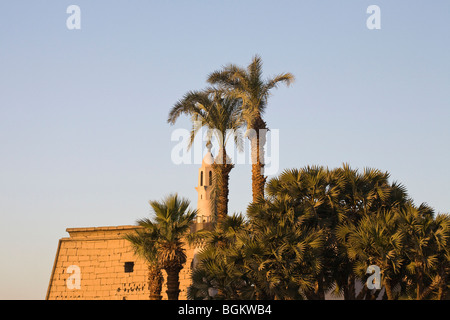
250,117,267,203
213,147,233,227
217,165,232,224
416,266,424,300
344,273,356,300
252,162,266,202
315,277,325,300
148,265,163,300
384,279,394,300
356,285,368,300
165,267,181,300
438,270,448,300
437,279,447,300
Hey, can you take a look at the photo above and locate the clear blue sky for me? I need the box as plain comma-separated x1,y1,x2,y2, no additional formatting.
0,1,449,299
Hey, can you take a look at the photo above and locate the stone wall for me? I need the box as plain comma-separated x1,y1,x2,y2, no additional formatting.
46,225,196,300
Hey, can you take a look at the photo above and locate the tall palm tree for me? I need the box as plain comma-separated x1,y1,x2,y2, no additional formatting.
168,89,244,226
124,227,164,300
136,194,197,300
207,55,294,203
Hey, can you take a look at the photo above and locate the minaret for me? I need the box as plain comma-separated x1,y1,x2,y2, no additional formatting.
190,143,214,272
194,142,214,227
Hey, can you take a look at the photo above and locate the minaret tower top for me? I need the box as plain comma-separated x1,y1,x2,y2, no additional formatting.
195,142,214,225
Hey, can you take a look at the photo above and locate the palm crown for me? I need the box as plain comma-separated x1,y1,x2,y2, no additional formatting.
129,194,197,300
168,88,244,225
207,55,295,202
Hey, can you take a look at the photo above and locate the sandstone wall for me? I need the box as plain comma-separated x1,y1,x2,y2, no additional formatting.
46,225,195,300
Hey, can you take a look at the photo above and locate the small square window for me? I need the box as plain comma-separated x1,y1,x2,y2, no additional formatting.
124,262,134,273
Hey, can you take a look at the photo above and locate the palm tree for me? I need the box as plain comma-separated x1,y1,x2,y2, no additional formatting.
433,214,450,300
259,166,334,299
331,164,408,299
247,197,325,300
124,227,163,300
397,203,450,300
341,209,405,300
187,214,252,300
263,164,412,300
207,55,294,203
135,194,197,300
168,89,244,225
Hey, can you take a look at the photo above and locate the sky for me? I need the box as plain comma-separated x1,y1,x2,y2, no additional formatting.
0,1,449,299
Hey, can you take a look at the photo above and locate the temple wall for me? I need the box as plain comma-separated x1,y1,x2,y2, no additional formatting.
46,225,196,300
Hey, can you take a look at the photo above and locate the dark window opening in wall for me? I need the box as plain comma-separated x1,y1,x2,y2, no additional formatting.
209,171,212,185
200,171,203,186
124,262,134,273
